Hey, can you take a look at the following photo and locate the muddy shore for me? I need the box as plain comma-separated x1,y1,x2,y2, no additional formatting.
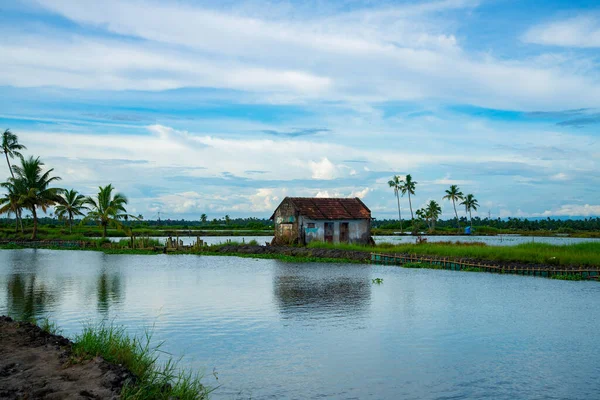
0,316,132,399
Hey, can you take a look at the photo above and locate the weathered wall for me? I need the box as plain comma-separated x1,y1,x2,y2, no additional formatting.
300,218,371,245
273,199,300,244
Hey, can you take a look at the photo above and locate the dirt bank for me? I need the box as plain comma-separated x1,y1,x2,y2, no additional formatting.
0,316,132,399
208,244,372,262
206,245,599,273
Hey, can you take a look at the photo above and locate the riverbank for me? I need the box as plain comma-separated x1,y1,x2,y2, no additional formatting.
0,316,129,399
2,240,599,278
0,316,210,399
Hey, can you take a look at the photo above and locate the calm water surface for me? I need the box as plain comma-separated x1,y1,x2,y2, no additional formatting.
109,234,600,247
1,249,599,399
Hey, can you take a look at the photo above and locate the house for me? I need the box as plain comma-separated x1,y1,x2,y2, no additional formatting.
270,197,373,245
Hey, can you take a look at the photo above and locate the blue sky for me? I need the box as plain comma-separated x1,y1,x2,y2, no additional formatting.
1,0,599,220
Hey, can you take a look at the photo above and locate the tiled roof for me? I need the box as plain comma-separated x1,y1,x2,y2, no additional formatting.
283,197,371,220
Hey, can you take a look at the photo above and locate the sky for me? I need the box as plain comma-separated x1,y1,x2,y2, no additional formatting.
1,0,599,220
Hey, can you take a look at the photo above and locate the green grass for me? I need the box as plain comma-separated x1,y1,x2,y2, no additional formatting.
115,238,162,249
308,241,600,267
73,322,212,400
550,274,585,281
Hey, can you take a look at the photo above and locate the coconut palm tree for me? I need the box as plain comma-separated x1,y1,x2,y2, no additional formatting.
55,189,88,234
442,185,464,232
83,184,129,239
425,200,442,232
388,175,403,233
1,129,27,179
0,179,25,233
460,194,479,229
200,213,207,224
11,156,64,239
400,174,417,229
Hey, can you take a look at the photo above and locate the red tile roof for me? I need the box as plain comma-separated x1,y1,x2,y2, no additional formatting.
274,197,371,220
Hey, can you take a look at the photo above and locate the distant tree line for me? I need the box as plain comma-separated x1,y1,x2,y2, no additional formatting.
372,216,600,232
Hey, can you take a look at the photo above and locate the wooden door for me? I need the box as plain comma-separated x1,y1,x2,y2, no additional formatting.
340,222,349,243
324,222,334,243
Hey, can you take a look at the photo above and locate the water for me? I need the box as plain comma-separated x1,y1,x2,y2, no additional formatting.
1,249,599,399
108,234,600,247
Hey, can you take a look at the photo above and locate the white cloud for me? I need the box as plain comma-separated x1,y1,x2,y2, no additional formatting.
0,0,593,109
309,158,339,180
550,172,569,181
523,15,600,48
540,204,600,217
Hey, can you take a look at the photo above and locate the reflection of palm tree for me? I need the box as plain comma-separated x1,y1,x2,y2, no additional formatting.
7,274,56,321
443,185,464,232
96,271,122,314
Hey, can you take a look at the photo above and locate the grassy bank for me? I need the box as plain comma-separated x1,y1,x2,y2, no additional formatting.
2,239,600,268
0,225,273,239
307,241,600,267
14,316,211,399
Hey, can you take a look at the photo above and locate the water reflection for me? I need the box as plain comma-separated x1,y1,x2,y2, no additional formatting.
96,268,123,315
6,274,57,320
273,263,371,320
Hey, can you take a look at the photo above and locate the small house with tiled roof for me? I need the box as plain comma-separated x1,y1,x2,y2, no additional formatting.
270,197,372,245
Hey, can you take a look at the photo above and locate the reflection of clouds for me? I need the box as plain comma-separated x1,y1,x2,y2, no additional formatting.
273,263,371,321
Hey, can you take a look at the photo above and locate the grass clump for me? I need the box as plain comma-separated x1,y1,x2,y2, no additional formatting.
73,322,211,399
39,317,62,335
550,274,585,281
308,241,600,267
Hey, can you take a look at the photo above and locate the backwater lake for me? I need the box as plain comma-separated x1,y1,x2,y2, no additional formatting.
1,249,599,399
108,234,600,247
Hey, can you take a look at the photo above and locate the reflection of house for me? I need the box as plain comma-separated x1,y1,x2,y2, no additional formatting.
270,197,372,245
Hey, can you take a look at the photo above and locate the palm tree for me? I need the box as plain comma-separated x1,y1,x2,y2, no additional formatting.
11,156,64,239
442,185,464,232
83,184,129,239
0,179,25,233
1,129,27,179
425,200,442,232
55,189,88,234
400,174,417,230
388,175,403,233
460,194,479,229
224,214,231,224
200,213,207,223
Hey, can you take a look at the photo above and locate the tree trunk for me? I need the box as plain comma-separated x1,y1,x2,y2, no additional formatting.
4,152,14,179
31,207,38,240
408,192,414,233
69,214,73,234
469,210,473,229
17,209,23,233
396,192,403,233
453,200,460,232
103,223,107,239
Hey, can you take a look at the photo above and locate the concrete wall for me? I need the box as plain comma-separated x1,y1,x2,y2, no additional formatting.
299,217,371,245
273,199,300,244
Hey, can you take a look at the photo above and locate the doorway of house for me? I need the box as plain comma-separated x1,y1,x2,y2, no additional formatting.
340,222,349,243
324,222,334,243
